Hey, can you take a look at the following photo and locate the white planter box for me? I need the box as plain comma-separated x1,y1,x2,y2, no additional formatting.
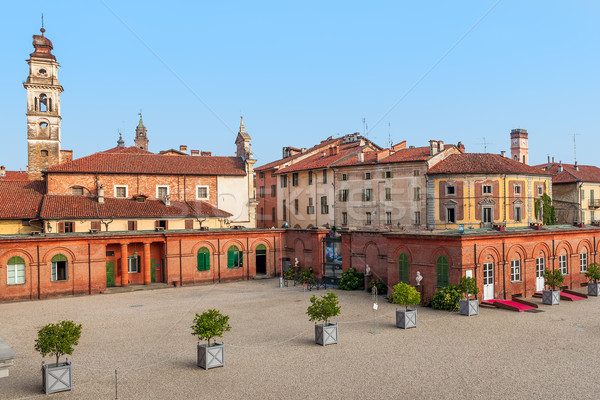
315,323,338,346
459,299,479,316
588,283,600,297
396,309,417,329
542,290,560,305
42,361,72,394
197,343,225,370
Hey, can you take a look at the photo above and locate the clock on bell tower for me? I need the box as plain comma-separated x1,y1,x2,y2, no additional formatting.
510,129,528,165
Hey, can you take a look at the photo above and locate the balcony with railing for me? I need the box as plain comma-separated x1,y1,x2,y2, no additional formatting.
588,199,600,208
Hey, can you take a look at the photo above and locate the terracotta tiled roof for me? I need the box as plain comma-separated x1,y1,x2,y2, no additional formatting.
274,143,369,174
535,162,600,184
0,180,45,219
46,152,246,176
427,153,553,175
255,137,342,172
333,146,438,167
39,195,231,219
0,171,31,181
102,146,154,154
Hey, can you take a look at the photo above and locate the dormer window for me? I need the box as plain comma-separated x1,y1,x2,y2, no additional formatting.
156,185,169,199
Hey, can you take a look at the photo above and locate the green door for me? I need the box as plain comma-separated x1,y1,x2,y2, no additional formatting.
106,261,115,287
151,258,156,283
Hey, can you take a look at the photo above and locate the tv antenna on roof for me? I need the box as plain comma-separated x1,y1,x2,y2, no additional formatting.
573,133,581,164
362,118,368,139
388,122,392,148
478,137,492,153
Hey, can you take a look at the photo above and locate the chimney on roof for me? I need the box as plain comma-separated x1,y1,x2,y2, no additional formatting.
547,155,550,163
329,146,339,156
358,151,364,163
301,148,307,154
558,161,563,173
191,150,199,156
429,140,439,156
575,161,579,171
0,166,5,177
392,141,406,151
180,145,187,154
377,149,390,161
164,195,171,206
98,184,105,204
552,156,555,163
438,141,444,153
457,141,465,152
201,151,212,156
501,151,506,158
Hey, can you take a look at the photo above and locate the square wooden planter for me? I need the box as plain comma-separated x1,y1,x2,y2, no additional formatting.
588,283,600,297
459,299,479,316
315,323,338,346
396,309,417,329
542,290,560,305
42,361,72,394
197,343,225,370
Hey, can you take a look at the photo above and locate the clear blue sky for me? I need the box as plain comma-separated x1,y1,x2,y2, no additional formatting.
1,1,598,171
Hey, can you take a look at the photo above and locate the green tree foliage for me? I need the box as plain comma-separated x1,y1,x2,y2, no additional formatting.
543,269,564,290
390,282,421,311
535,193,556,225
191,309,231,346
298,267,316,285
431,286,462,311
458,276,479,299
34,320,82,366
338,267,364,290
307,291,341,325
585,263,600,284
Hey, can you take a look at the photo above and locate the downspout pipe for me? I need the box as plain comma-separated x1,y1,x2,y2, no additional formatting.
502,241,506,299
179,239,183,285
37,245,41,300
88,243,92,295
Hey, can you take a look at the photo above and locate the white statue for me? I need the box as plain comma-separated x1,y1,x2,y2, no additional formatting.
415,271,423,286
365,265,370,275
294,258,299,267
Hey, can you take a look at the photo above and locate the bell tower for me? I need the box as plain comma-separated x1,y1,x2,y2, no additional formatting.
24,26,64,179
134,113,149,151
510,129,528,165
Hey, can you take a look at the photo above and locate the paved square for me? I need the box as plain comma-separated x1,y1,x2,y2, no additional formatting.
1,280,599,399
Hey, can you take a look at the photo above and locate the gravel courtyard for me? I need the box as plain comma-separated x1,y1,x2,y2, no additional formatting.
1,280,599,399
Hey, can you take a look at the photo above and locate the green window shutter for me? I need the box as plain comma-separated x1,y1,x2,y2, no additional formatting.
362,189,366,201
8,256,25,265
198,247,210,271
398,253,409,283
437,256,449,287
239,251,243,268
204,253,210,270
227,251,234,268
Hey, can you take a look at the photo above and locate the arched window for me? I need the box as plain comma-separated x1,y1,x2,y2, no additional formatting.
256,244,267,253
41,150,48,157
398,253,409,283
39,94,48,112
436,255,449,287
51,254,68,281
7,256,25,285
580,249,588,273
227,246,243,268
197,247,210,271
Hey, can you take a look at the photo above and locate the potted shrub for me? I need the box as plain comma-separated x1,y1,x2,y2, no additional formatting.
542,269,564,305
307,291,341,346
338,267,364,290
391,282,421,329
585,263,600,296
458,276,480,316
191,309,231,370
34,320,82,394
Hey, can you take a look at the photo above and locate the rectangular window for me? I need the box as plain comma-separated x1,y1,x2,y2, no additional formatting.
156,185,169,199
51,259,68,281
592,210,596,222
185,219,194,229
260,208,263,222
341,174,347,181
307,198,314,215
72,186,84,195
308,171,313,185
386,212,392,225
196,186,209,200
414,187,420,201
413,170,420,177
259,186,265,198
366,212,372,225
560,254,568,275
321,196,328,214
537,185,543,196
385,188,392,201
271,185,276,197
115,185,128,198
128,220,137,231
128,255,141,273
322,170,327,184
292,173,298,186
446,185,456,195
580,253,588,273
341,212,348,225
483,207,492,223
511,259,521,281
156,220,168,229
414,211,421,225
90,221,101,231
59,222,74,233
339,189,349,202
581,189,585,201
514,206,522,222
447,207,456,223
385,171,392,179
280,175,287,188
514,184,521,195
294,199,299,215
272,207,276,222
483,185,492,194
282,200,287,221
259,172,264,179
364,172,371,180
363,188,373,202
7,262,25,285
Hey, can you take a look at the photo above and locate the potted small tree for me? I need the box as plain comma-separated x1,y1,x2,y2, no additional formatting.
191,309,231,370
391,282,421,329
34,320,82,394
458,276,480,316
585,263,600,296
542,269,564,305
307,291,341,346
